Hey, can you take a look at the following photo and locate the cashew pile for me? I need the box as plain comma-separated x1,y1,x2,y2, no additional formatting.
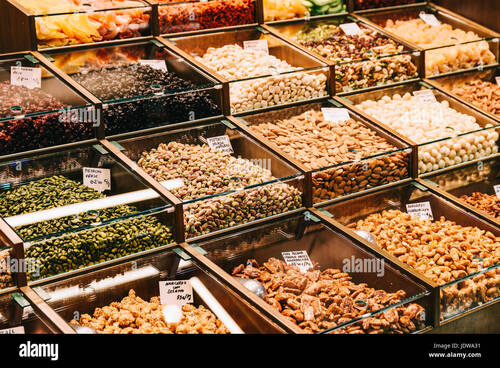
195,44,327,113
349,209,500,318
356,92,499,174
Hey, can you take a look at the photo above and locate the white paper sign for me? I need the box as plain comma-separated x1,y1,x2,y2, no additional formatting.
11,66,41,89
321,107,350,123
419,13,440,26
495,76,500,86
206,135,234,154
282,251,314,273
0,326,25,334
406,202,434,220
83,167,111,192
413,89,437,103
494,185,500,199
162,178,185,191
138,60,168,72
159,280,193,306
243,40,269,54
340,22,362,36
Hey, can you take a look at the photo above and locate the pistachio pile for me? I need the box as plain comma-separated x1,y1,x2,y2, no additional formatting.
0,176,137,240
25,215,172,280
138,141,302,237
0,175,173,280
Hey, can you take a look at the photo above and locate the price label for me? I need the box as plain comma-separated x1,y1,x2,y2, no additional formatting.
419,12,441,26
413,89,437,103
206,135,234,154
11,66,41,89
494,185,500,199
0,326,25,334
321,108,350,123
162,178,184,191
282,251,314,273
406,202,434,221
495,76,500,86
159,280,193,306
138,60,168,72
339,22,362,36
83,167,111,192
243,40,269,55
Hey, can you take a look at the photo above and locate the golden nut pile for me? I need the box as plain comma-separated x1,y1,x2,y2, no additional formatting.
460,192,500,218
70,289,229,334
232,258,425,334
349,209,500,317
249,109,409,202
451,79,500,118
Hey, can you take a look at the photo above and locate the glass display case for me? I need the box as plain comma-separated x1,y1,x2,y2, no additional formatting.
44,40,223,138
0,53,95,158
424,157,500,222
236,99,412,205
114,120,305,239
151,0,257,35
0,142,176,283
357,4,500,77
168,27,330,114
0,0,152,51
34,247,285,333
263,0,347,23
428,65,500,123
267,14,421,93
0,292,53,333
339,81,500,175
195,212,432,334
321,181,500,323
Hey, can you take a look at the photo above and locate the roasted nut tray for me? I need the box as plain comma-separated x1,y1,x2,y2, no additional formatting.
320,181,500,324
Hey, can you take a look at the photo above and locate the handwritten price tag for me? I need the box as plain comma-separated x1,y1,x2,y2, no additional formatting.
321,108,350,123
160,280,193,306
243,40,269,55
495,76,500,86
11,66,41,89
406,202,434,220
494,185,500,199
206,135,234,154
413,89,437,103
83,167,111,192
419,12,440,26
162,178,184,191
282,251,314,273
138,60,168,72
0,326,25,334
340,22,362,36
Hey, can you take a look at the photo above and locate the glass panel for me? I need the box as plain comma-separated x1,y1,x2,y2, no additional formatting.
322,182,500,323
16,0,153,49
353,0,422,11
116,121,304,239
169,28,329,114
47,41,222,136
199,214,431,334
156,0,256,34
0,144,173,243
38,249,283,333
0,55,94,157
